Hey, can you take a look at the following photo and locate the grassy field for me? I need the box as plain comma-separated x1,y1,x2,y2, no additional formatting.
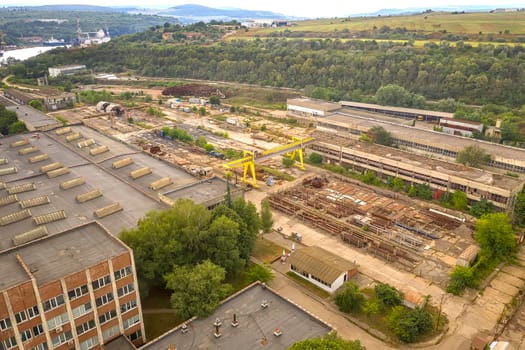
233,11,525,40
252,236,285,263
286,271,331,299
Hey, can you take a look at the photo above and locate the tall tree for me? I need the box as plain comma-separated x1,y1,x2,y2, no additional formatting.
456,145,491,168
288,333,366,350
475,212,516,260
335,282,364,313
260,198,274,233
165,260,232,319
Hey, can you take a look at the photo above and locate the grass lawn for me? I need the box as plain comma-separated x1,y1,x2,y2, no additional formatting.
286,271,331,299
252,236,284,263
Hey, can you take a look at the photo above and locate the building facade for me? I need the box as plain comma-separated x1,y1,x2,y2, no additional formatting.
0,222,145,350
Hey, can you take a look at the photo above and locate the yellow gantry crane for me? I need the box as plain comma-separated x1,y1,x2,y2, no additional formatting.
223,136,315,188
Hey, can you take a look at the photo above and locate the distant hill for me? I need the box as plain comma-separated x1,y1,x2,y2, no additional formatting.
355,5,523,17
22,4,126,12
157,4,289,23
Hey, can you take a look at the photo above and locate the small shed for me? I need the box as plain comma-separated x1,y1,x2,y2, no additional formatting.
289,246,357,293
402,289,426,309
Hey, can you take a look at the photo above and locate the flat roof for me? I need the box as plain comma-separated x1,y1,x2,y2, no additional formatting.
141,282,331,350
162,176,232,205
314,135,522,191
7,105,62,131
340,100,454,119
324,110,525,165
287,98,341,112
0,126,198,251
0,221,128,290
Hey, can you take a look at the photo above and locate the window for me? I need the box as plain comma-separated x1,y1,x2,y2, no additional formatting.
30,342,48,350
92,275,111,290
76,319,95,335
120,299,137,314
0,317,11,330
28,305,39,319
21,329,32,342
72,302,92,319
14,310,27,324
123,314,140,329
102,324,119,342
33,324,44,337
43,295,64,312
68,285,88,300
46,312,68,329
95,292,114,307
3,336,17,349
114,266,132,280
117,283,134,298
128,329,142,342
51,331,72,348
98,309,116,324
79,336,98,350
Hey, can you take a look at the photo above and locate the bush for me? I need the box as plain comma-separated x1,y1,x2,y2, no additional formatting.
308,152,323,164
375,283,403,307
447,266,475,295
335,282,364,313
387,306,433,343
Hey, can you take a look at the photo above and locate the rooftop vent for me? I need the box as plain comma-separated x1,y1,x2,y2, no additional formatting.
18,146,39,155
55,127,71,135
28,153,49,163
0,209,32,226
19,195,50,209
149,177,173,191
0,167,17,176
130,167,152,179
7,183,36,195
0,158,8,165
40,162,63,173
33,210,66,225
0,194,18,207
10,139,29,148
89,145,109,156
77,139,95,148
76,189,103,203
112,157,134,169
47,167,70,178
60,177,85,190
66,132,82,142
13,226,48,246
94,202,123,218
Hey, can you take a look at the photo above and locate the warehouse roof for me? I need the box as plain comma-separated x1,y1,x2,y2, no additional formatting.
0,221,128,290
287,98,341,112
289,246,357,284
7,105,62,131
141,282,331,350
340,100,454,119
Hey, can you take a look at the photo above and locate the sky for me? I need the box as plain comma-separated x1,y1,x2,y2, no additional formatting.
1,0,520,18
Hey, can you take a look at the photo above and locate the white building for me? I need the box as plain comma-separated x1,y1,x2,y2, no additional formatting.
287,98,340,117
48,64,87,78
439,117,484,137
289,246,358,293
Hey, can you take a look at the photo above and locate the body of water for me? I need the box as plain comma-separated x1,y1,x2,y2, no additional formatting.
1,46,65,63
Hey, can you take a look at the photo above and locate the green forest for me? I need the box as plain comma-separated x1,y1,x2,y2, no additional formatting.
5,15,525,143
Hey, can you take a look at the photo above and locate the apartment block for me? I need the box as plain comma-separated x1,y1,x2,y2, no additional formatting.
0,222,145,350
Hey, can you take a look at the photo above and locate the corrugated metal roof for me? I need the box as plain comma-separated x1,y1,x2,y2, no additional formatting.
289,246,356,284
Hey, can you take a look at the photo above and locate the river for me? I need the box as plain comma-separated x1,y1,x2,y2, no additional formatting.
0,46,66,63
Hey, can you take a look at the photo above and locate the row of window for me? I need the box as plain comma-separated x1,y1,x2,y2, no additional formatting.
117,283,135,298
0,336,16,350
14,304,40,325
51,331,72,348
95,292,114,307
76,319,96,336
20,324,44,342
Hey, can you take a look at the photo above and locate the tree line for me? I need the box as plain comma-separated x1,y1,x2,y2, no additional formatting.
13,34,525,108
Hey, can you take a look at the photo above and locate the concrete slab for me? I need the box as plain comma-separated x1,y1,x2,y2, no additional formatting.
494,271,525,288
501,265,525,280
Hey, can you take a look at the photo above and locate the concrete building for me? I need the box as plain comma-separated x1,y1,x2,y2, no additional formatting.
316,111,525,174
4,88,75,111
310,138,523,210
287,98,341,118
0,221,145,349
289,246,358,293
48,65,87,78
141,282,332,350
